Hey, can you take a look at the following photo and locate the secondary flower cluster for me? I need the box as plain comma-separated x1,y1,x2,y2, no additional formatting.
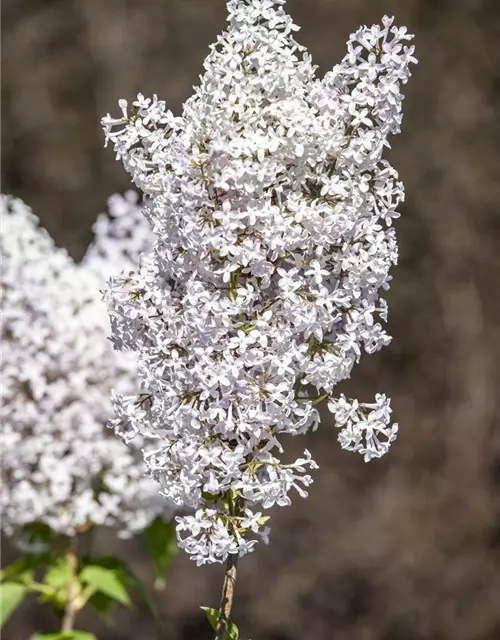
0,193,167,538
102,0,416,564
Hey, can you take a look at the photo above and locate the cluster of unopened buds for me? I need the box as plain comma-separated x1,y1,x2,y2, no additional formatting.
102,0,416,565
0,192,172,539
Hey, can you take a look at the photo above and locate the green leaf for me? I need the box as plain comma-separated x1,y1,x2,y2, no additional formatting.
84,556,156,617
1,560,25,583
201,606,218,631
15,570,36,588
79,566,130,607
87,590,116,620
43,557,72,590
1,582,27,626
31,632,97,640
30,582,59,602
227,623,240,640
1,553,52,583
139,516,177,583
201,607,239,640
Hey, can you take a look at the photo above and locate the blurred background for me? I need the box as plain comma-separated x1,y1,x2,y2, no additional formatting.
2,0,500,638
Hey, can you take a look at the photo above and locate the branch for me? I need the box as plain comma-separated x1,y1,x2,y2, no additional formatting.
214,553,238,640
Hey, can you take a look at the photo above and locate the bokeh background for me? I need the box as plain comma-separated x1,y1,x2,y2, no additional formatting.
2,0,500,638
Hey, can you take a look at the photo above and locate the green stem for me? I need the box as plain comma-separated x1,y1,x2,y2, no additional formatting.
61,542,78,633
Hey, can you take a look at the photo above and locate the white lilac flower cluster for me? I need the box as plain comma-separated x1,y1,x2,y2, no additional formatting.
101,0,416,564
0,194,166,538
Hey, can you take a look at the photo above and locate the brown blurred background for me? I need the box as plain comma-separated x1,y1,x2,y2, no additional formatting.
2,0,500,639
